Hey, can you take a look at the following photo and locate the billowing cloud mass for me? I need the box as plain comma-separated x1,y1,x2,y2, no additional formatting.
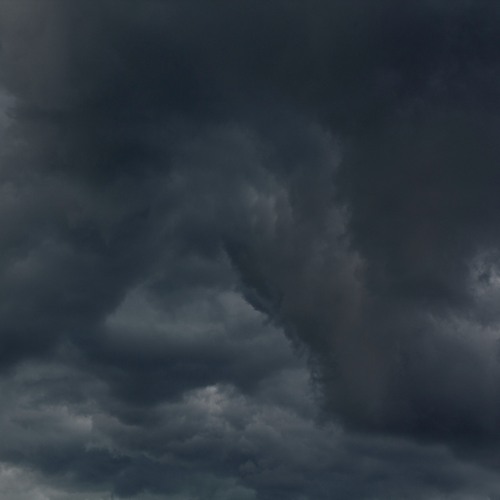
2,1,500,498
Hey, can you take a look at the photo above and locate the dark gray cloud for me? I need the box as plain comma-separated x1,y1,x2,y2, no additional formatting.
1,0,500,498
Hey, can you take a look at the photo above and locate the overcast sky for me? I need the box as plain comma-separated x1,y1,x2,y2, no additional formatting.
2,1,500,499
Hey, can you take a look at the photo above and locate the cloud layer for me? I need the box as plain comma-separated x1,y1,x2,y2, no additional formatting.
2,1,500,498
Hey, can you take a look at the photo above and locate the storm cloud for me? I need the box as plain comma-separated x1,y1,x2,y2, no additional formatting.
1,1,500,498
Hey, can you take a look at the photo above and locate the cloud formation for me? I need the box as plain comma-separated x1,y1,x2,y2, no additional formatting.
2,1,500,498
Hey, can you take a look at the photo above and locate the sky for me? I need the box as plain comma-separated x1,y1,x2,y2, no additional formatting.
1,1,500,499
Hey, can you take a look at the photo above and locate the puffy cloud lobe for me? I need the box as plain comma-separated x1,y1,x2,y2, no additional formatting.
1,1,500,499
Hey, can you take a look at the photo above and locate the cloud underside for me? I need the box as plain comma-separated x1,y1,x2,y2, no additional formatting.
1,1,500,498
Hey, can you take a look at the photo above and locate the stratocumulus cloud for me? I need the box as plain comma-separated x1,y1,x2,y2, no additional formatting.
1,1,500,499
